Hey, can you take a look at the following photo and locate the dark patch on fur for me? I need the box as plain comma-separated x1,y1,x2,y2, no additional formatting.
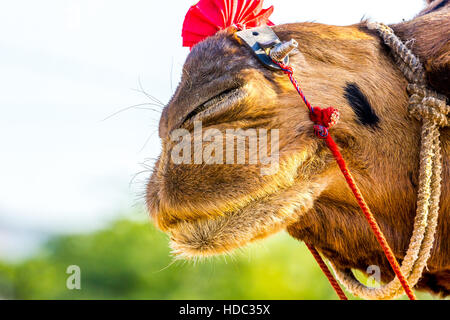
344,83,380,127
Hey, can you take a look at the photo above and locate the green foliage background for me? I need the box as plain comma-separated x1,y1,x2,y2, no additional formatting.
0,218,437,300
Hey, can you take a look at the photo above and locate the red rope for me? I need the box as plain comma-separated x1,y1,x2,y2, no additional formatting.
274,61,416,300
305,242,348,300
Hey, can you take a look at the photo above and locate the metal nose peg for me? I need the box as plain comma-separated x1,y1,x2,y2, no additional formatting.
269,39,298,62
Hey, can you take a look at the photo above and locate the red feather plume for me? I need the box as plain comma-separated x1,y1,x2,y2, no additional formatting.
182,0,274,48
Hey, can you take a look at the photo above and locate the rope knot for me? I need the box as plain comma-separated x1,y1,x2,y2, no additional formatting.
313,125,329,139
310,107,340,138
277,62,293,75
408,84,450,127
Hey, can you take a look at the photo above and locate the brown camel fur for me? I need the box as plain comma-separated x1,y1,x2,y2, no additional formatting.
146,0,450,297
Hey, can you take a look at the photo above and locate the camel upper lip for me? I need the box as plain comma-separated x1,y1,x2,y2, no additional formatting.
181,87,246,126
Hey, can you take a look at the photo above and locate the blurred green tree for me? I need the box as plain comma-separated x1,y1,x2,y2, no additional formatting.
0,218,436,300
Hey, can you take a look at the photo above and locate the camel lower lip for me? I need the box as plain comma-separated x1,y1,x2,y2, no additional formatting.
168,200,279,258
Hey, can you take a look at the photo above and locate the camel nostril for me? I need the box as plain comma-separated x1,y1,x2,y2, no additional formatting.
179,86,244,127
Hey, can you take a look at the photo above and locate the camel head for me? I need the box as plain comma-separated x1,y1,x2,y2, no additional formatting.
146,0,449,293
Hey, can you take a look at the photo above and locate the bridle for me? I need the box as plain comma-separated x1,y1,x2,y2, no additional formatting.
235,23,449,300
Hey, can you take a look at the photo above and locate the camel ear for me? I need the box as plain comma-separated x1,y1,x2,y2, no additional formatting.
416,0,450,97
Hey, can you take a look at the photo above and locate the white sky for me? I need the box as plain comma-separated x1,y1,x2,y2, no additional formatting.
0,0,425,259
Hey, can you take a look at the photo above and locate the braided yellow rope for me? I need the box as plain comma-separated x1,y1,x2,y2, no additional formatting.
329,22,449,300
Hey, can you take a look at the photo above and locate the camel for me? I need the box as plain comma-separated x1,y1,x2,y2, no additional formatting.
146,0,449,297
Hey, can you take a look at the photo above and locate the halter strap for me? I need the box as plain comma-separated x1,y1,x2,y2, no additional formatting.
329,22,448,300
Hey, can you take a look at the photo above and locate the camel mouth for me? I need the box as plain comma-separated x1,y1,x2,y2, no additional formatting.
163,167,327,259
147,120,325,257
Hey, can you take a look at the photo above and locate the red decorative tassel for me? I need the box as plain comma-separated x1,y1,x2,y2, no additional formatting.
182,0,274,48
310,107,340,129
